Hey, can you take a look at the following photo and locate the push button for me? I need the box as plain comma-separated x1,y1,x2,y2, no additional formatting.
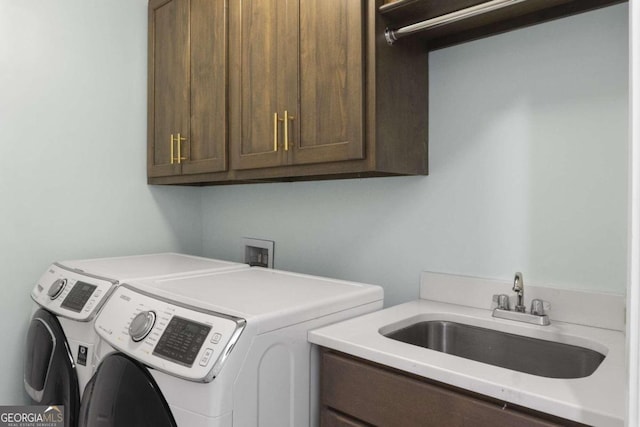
210,333,222,344
199,348,214,366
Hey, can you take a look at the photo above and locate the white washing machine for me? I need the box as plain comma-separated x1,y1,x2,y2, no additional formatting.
82,268,383,427
24,253,248,427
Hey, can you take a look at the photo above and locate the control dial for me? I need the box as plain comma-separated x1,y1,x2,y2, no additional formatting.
47,278,67,300
129,310,156,342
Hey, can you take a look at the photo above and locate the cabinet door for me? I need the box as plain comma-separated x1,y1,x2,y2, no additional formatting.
148,0,189,178
182,0,228,175
293,0,364,165
321,350,577,427
230,0,287,170
321,409,368,427
231,0,364,171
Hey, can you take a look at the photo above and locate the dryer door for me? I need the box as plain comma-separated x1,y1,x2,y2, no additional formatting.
79,353,177,427
24,308,80,427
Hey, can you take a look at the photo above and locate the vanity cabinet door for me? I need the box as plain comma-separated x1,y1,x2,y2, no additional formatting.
320,349,586,427
320,408,368,427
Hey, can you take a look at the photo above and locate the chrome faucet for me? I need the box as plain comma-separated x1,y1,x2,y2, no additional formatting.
492,272,550,326
512,272,526,312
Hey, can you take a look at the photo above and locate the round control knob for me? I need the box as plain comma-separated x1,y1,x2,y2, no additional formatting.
47,278,67,300
129,311,156,342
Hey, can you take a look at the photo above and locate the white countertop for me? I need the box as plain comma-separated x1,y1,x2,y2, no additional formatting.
309,298,625,426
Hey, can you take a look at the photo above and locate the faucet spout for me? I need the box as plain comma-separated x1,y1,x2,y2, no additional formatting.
512,272,526,312
492,271,550,325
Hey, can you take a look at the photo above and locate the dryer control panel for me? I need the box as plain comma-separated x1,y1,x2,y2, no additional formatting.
31,264,116,321
94,285,245,382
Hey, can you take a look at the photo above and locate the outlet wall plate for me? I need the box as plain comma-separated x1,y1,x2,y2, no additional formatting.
242,238,274,268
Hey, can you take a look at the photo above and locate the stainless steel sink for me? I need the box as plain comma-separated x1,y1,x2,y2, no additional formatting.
382,320,605,379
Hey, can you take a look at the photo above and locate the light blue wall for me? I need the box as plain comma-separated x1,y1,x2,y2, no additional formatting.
0,0,202,404
0,0,629,408
201,4,629,306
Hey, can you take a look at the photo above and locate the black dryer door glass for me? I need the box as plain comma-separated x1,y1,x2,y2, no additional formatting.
79,353,177,427
24,308,80,427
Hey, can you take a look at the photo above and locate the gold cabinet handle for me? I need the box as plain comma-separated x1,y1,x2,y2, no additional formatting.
273,113,279,151
176,133,187,164
170,134,175,164
170,133,187,164
283,110,294,151
273,113,284,152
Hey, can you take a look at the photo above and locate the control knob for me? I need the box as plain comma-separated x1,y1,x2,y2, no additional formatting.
129,310,156,342
47,278,67,300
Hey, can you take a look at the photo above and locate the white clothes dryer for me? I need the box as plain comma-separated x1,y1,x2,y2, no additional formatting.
24,253,247,427
82,268,384,427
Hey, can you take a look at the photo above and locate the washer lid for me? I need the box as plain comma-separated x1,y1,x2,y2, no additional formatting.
128,268,384,334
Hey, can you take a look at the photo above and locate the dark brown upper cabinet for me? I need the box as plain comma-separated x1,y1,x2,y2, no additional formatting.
147,0,228,179
147,0,626,186
148,0,429,185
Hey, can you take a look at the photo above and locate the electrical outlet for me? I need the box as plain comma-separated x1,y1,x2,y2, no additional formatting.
243,238,274,268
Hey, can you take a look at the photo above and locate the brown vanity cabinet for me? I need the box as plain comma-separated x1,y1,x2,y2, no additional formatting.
147,0,228,179
319,349,587,427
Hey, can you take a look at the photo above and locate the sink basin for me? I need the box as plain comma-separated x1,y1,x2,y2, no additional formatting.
382,320,605,379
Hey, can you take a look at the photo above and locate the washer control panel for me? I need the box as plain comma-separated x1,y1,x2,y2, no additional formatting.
94,285,245,382
152,315,210,366
31,264,116,321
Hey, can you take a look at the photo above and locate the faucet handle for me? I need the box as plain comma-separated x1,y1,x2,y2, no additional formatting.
492,294,510,310
530,298,549,316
